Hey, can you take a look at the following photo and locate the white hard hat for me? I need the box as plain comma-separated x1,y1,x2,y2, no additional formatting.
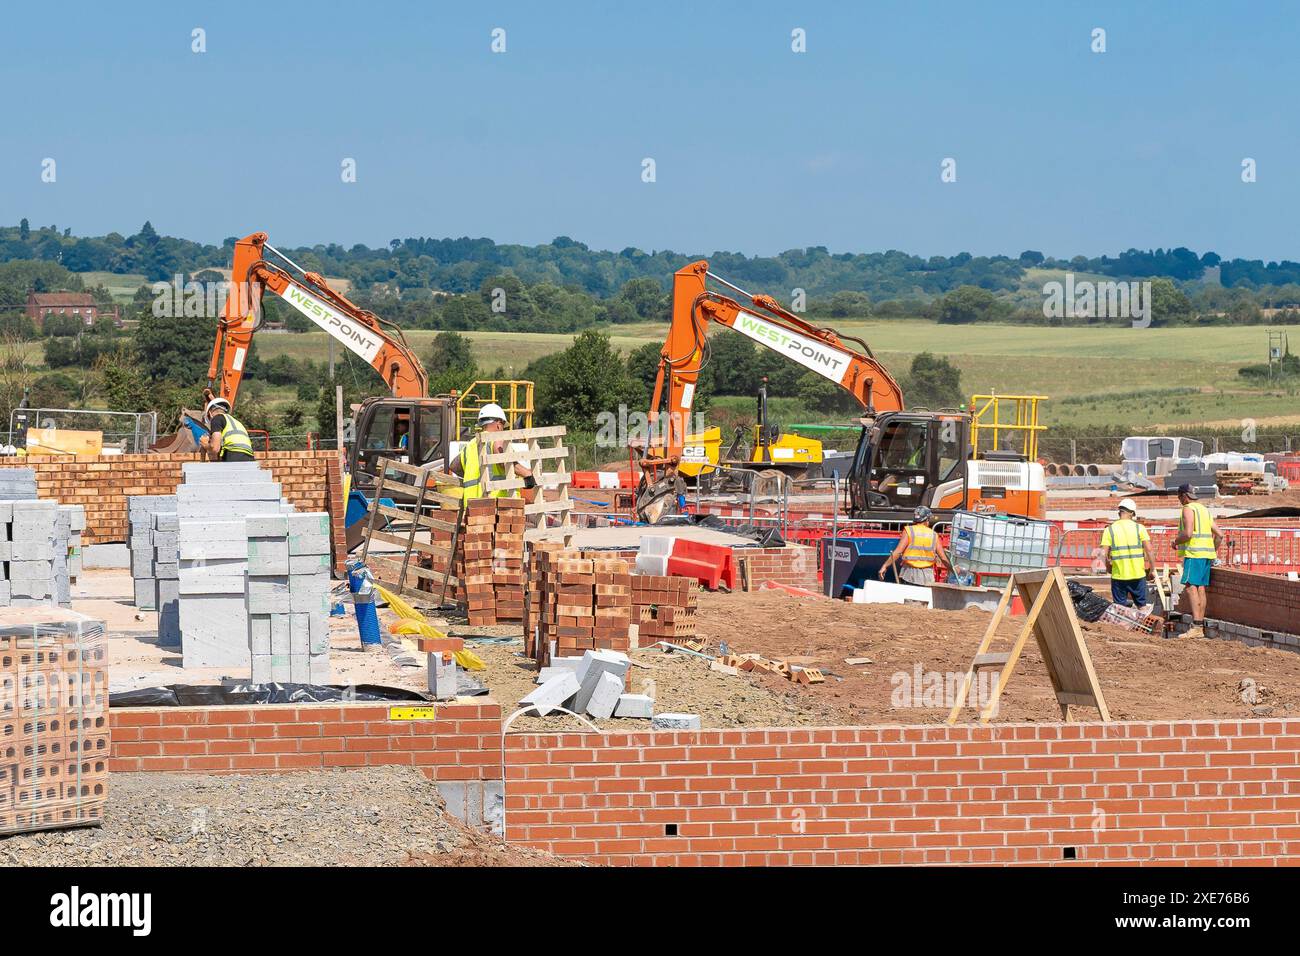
205,396,231,418
476,403,507,425
1117,498,1138,515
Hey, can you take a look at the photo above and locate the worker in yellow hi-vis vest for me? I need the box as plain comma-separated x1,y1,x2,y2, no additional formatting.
445,403,534,500
879,506,950,586
1099,499,1155,607
198,394,254,463
1173,483,1221,639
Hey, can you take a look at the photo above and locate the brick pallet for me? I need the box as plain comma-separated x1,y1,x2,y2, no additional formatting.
525,548,634,664
632,574,699,645
423,498,527,626
0,607,109,836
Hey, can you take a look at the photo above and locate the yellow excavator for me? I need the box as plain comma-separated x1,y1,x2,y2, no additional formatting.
678,378,823,486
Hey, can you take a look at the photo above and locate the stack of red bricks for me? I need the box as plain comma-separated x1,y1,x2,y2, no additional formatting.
632,574,699,645
525,548,633,664
425,498,526,626
1,608,110,836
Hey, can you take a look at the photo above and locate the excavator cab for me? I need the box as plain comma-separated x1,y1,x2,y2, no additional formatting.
347,396,458,494
849,412,971,519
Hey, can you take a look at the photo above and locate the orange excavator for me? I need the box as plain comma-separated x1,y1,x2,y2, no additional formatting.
636,260,1046,522
159,231,458,495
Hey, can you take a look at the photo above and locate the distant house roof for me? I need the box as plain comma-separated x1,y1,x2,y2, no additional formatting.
28,292,96,307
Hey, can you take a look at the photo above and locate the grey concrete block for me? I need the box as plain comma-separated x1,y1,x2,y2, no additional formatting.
614,694,654,719
152,561,179,580
178,539,248,561
178,519,248,541
289,588,329,615
83,543,129,568
270,655,292,682
152,512,178,532
585,671,624,720
247,577,291,614
245,514,288,537
288,553,331,575
271,615,291,655
9,541,53,560
289,654,310,683
427,652,459,700
134,578,156,609
518,670,580,716
249,615,272,655
247,538,290,575
308,653,331,684
308,614,329,655
288,513,330,537
288,534,331,556
651,713,701,730
178,575,246,595
251,654,272,683
571,650,630,714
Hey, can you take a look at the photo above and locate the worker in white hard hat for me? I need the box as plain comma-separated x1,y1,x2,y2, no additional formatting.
445,403,533,499
1099,498,1155,607
198,390,255,463
879,505,950,586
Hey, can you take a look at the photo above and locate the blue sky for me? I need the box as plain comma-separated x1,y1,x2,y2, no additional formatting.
1,0,1296,260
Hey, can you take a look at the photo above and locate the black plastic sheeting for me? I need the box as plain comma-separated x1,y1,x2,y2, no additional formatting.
1066,580,1112,623
687,513,787,548
109,682,433,708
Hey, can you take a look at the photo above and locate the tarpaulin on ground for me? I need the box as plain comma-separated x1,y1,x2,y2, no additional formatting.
109,682,432,708
1066,580,1112,623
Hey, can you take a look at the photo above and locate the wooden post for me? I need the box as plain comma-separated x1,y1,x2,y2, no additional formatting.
335,385,345,468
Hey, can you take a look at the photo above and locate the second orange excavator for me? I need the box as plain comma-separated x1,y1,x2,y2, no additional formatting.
635,260,1046,523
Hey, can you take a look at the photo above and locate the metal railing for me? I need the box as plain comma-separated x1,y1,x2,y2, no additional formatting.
7,407,158,455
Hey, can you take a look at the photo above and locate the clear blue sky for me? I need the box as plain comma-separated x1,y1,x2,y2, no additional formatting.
1,0,1296,261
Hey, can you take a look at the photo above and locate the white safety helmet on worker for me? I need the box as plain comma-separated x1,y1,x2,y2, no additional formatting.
205,396,232,421
476,403,507,426
1117,499,1138,516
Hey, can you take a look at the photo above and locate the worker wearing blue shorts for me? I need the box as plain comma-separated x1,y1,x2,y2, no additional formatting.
1173,483,1221,639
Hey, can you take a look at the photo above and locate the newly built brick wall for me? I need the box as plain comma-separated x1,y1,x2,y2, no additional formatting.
105,706,1300,866
0,451,346,565
1184,567,1300,634
107,700,501,781
505,720,1300,865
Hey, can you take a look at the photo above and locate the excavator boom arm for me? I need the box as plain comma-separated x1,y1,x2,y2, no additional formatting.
208,232,428,404
649,260,904,459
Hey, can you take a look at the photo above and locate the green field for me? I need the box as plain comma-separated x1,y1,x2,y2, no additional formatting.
77,271,149,303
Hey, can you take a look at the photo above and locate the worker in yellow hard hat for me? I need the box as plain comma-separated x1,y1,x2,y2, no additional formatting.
445,403,533,499
1100,498,1155,607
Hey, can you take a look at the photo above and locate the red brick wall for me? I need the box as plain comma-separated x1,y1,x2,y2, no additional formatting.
107,701,500,782
0,450,346,565
1182,567,1300,634
505,720,1300,865
106,704,1300,866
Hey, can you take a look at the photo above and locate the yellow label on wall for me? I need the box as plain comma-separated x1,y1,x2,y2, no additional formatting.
388,705,438,721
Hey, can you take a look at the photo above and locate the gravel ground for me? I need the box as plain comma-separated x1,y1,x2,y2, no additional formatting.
0,767,567,867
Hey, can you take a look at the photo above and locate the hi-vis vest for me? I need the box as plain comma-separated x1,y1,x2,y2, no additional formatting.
1102,518,1146,580
220,414,253,458
902,525,938,568
447,437,515,500
1179,501,1216,559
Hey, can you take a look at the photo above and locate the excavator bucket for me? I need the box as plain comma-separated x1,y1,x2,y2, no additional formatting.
149,410,208,454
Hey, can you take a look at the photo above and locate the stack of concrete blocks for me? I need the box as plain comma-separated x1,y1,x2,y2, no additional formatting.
127,495,175,610
0,467,37,501
520,648,654,720
177,462,284,669
246,512,332,685
63,504,85,585
52,505,84,607
1,500,58,606
153,511,180,646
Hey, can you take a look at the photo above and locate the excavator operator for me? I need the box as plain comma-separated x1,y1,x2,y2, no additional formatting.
199,391,254,463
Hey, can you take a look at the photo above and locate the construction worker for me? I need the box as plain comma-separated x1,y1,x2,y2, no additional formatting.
1173,483,1222,638
879,506,950,586
1099,499,1155,607
199,395,254,463
446,403,533,499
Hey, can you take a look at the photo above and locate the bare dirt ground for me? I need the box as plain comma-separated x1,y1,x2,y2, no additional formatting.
457,589,1300,729
0,767,566,867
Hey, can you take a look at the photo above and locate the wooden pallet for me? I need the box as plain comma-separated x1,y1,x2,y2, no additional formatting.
475,425,573,528
357,457,464,607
